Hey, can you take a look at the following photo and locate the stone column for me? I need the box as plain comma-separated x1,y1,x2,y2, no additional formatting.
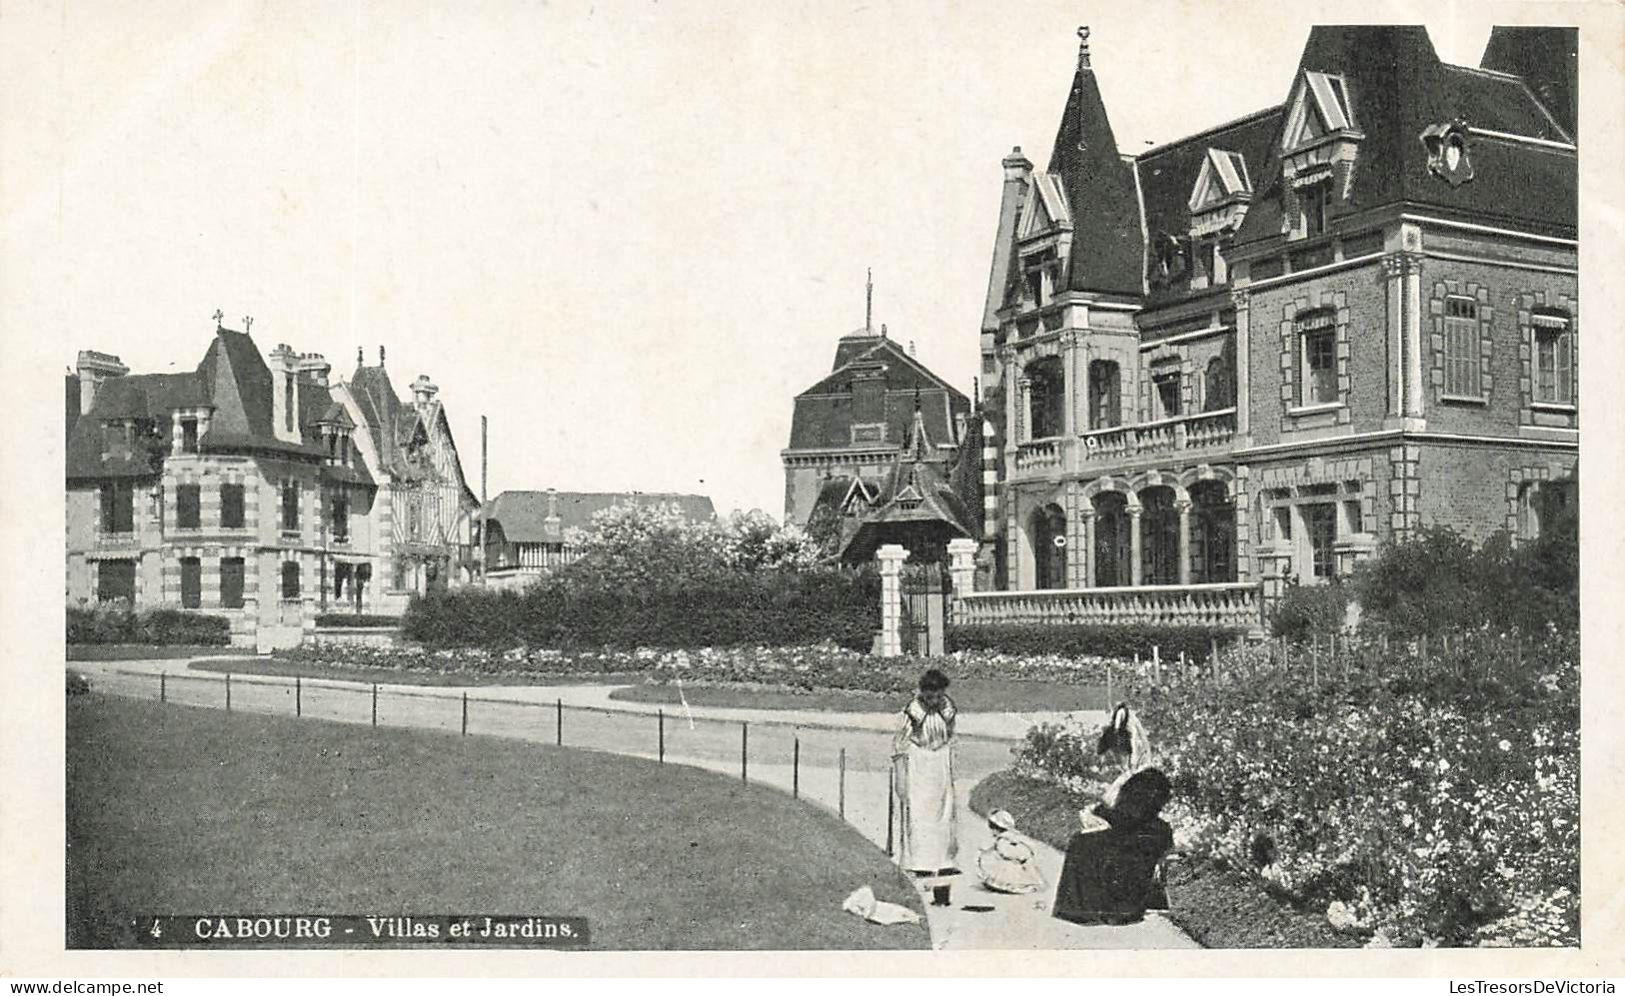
1064,480,1084,589
1230,288,1251,439
1081,507,1097,588
1061,333,1077,438
1176,498,1193,585
876,544,910,658
947,538,978,604
1403,252,1426,419
1128,506,1144,587
1382,253,1406,418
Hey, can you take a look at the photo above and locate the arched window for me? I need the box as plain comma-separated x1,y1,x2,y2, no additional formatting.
1190,480,1236,582
1092,492,1132,587
1089,360,1121,429
1030,504,1068,590
1140,487,1180,585
1027,357,1065,439
1204,356,1234,411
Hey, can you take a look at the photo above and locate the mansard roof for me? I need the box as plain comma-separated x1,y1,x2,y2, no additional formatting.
1232,25,1576,247
788,334,968,454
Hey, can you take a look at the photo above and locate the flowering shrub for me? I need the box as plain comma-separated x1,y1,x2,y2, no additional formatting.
1014,628,1580,947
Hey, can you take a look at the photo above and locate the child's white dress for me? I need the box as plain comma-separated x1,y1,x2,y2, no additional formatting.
977,830,1046,895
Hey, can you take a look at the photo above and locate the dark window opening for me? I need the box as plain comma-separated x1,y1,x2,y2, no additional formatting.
180,557,201,608
1302,180,1330,238
1204,356,1234,411
1299,312,1338,405
1534,317,1574,405
281,481,300,531
331,488,350,542
100,481,135,534
1027,357,1065,439
1089,360,1122,429
220,557,245,609
1152,368,1182,419
281,561,301,599
97,559,136,603
176,484,201,530
1305,503,1337,580
220,483,245,529
180,418,199,453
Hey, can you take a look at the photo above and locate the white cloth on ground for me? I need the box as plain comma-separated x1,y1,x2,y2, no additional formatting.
841,886,922,926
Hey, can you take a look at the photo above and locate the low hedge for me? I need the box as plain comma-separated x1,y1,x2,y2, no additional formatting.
403,568,881,651
313,613,402,629
947,623,1246,662
67,606,231,646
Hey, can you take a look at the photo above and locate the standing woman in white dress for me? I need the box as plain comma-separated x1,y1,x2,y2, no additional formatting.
891,668,960,905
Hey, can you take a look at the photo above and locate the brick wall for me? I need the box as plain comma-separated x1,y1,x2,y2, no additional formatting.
1415,442,1577,545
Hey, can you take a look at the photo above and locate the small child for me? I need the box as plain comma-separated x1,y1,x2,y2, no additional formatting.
976,810,1046,895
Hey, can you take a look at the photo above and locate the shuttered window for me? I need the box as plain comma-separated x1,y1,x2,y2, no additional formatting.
220,557,245,609
1534,313,1574,405
1443,298,1481,397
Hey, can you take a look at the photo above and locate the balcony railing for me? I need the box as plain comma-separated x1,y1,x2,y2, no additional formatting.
955,581,1263,634
1074,407,1237,468
1014,437,1063,471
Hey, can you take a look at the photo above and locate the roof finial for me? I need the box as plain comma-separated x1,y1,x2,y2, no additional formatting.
243,315,254,332
212,308,224,329
1077,25,1091,70
913,384,921,412
357,347,364,368
865,267,873,334
379,345,386,367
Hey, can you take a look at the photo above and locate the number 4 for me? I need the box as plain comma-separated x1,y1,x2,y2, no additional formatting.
149,918,162,939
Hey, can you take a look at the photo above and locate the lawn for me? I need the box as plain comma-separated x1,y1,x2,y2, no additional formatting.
609,677,1106,715
189,656,645,688
66,694,929,950
67,645,258,661
967,770,1356,948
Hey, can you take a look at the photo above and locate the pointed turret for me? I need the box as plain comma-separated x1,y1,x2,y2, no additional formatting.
1044,26,1145,298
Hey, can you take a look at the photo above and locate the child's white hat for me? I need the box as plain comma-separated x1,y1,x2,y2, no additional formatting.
988,809,1016,831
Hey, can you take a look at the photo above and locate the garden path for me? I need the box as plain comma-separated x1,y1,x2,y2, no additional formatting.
71,658,1197,951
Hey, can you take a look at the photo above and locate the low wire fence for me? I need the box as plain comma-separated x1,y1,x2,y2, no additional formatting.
90,667,1020,860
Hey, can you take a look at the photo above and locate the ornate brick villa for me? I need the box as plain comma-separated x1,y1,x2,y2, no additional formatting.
966,25,1577,628
65,320,478,648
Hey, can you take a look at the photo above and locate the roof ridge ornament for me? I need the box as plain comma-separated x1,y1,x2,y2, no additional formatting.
1077,25,1090,70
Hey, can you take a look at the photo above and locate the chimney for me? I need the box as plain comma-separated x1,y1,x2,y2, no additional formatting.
268,343,302,444
1002,146,1034,183
544,488,562,538
299,352,331,388
411,374,439,411
75,350,129,416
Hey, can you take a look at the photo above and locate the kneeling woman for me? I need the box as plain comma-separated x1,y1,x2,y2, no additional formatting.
1052,768,1174,926
891,669,959,905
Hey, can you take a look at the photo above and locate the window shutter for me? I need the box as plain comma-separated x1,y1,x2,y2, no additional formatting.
1557,331,1574,403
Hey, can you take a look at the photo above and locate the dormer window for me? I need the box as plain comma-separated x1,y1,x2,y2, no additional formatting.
1283,72,1357,152
180,417,198,453
1280,70,1363,240
1022,247,1061,309
1301,179,1330,238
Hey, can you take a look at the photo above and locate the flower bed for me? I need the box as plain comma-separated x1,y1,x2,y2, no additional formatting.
1012,628,1580,947
276,641,1149,694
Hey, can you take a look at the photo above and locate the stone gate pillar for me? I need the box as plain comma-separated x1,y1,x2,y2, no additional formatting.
876,544,910,658
947,538,979,606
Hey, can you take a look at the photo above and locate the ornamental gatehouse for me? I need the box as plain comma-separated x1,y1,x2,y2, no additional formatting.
965,25,1578,631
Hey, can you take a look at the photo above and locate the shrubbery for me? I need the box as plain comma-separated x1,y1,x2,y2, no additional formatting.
66,604,231,646
1269,581,1350,643
1015,628,1580,947
407,503,877,650
948,623,1242,662
1351,515,1577,639
313,613,402,629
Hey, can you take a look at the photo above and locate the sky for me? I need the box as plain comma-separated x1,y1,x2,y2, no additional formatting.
0,0,1584,518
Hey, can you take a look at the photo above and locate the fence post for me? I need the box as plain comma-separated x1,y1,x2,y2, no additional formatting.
1179,651,1187,679
1210,636,1220,683
461,693,469,737
296,676,302,718
556,698,563,746
658,709,665,764
886,766,895,858
792,736,800,799
1152,645,1161,684
225,673,232,712
741,722,749,782
160,671,167,704
1105,662,1114,710
371,684,378,727
839,748,847,821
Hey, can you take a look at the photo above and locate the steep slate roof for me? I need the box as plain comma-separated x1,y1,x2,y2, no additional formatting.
1232,26,1576,248
484,491,717,545
1480,26,1577,139
788,335,969,453
1135,106,1282,298
838,407,973,561
1044,59,1145,297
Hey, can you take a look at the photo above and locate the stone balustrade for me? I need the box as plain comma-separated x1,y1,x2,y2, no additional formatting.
955,581,1264,634
1064,407,1237,473
1015,437,1063,471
